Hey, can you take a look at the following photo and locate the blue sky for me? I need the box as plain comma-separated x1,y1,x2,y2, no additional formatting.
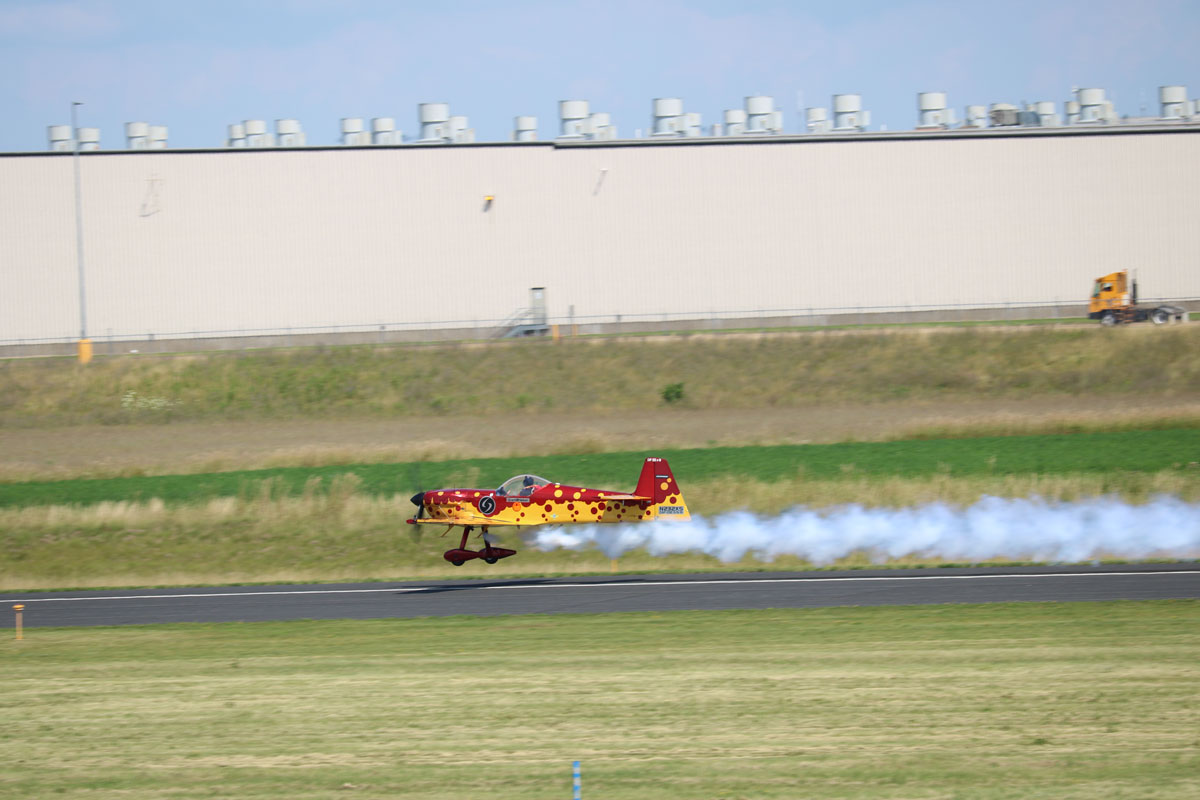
1,0,1196,151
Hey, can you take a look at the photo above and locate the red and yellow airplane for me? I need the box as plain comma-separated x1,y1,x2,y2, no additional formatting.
407,457,690,565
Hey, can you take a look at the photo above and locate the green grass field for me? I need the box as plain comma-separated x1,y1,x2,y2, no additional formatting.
3,601,1197,799
3,429,1199,590
4,428,1199,508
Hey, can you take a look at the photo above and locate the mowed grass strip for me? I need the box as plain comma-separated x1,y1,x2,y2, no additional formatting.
3,429,1200,509
2,602,1198,799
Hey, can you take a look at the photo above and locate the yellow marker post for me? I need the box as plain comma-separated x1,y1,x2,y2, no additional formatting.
611,559,619,574
78,338,93,364
13,604,24,640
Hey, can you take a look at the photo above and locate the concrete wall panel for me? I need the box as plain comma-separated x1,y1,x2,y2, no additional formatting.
2,130,1197,344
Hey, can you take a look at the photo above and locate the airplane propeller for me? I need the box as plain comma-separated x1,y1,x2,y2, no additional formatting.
409,491,426,520
407,491,427,542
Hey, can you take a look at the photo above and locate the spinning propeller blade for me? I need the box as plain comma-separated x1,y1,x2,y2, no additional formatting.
409,491,426,521
407,491,427,540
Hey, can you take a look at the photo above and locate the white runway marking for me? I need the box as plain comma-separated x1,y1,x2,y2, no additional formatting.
485,570,1200,590
8,570,1196,604
9,587,430,603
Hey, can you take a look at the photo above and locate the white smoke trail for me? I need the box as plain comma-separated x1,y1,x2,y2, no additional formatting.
529,496,1200,564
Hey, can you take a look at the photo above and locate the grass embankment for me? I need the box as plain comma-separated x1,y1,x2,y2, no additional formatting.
3,431,1198,589
3,602,1198,799
3,325,1199,427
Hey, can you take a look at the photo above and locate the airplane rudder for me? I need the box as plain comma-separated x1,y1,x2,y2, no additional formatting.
635,457,658,499
643,457,683,504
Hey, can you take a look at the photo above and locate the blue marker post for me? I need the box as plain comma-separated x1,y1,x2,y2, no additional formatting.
572,760,582,800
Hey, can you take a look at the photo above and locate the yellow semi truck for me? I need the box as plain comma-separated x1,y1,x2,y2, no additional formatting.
1088,271,1188,326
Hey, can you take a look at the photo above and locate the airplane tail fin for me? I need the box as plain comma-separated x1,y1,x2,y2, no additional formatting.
635,457,691,521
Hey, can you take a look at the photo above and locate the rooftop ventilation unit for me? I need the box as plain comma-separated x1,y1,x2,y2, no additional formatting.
723,108,747,135
1074,88,1114,124
1034,101,1060,127
651,97,684,136
47,125,73,151
589,111,617,140
126,121,150,149
341,118,368,146
963,105,987,128
417,103,451,142
832,94,868,131
1017,104,1042,127
447,115,475,143
806,107,830,134
1160,85,1188,119
558,100,590,139
371,117,401,145
745,95,782,133
126,122,168,150
244,119,273,147
1065,100,1081,125
513,115,538,141
682,111,703,137
77,127,101,151
226,123,246,148
916,92,955,128
988,103,1019,127
276,119,305,147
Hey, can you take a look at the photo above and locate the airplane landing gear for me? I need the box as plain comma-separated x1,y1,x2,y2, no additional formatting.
443,527,477,566
480,544,517,564
442,526,517,566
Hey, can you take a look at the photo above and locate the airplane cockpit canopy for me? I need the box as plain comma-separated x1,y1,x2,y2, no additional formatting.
496,474,550,497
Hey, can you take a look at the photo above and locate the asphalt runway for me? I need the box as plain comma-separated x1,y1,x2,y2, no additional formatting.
4,563,1198,628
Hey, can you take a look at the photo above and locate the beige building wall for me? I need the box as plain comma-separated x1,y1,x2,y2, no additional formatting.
2,130,1197,343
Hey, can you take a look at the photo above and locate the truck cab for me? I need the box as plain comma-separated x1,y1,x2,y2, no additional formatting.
1089,271,1132,319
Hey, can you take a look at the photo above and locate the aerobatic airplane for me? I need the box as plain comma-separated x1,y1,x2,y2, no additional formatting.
407,457,690,565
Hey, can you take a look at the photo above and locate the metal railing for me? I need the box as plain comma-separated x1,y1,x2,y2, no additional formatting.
3,296,1196,351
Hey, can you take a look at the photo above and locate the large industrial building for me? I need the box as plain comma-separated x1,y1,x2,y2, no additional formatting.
3,89,1198,356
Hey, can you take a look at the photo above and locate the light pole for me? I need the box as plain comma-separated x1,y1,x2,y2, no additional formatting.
72,100,92,364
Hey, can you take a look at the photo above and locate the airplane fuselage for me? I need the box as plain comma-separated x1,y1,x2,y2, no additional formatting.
417,481,688,527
